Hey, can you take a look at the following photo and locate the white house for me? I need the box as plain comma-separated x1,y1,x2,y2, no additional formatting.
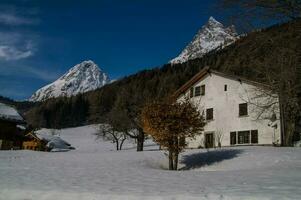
174,67,282,148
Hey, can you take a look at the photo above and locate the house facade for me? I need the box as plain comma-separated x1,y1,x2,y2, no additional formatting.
175,67,281,148
23,132,47,151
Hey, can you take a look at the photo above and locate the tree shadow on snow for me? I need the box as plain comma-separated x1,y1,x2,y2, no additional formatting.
180,149,243,170
123,143,160,151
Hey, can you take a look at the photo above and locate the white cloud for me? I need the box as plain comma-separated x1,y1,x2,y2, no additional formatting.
0,32,35,61
0,13,39,26
0,6,39,60
0,45,33,60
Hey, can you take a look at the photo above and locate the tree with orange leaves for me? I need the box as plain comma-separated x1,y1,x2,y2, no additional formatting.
141,99,205,170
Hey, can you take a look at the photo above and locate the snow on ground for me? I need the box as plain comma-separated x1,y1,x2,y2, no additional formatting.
0,125,301,200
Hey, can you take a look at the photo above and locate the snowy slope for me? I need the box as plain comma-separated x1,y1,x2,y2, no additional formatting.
29,60,109,102
0,125,301,200
0,102,23,121
170,17,238,64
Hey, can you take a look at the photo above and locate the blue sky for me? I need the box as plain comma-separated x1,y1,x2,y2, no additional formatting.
0,0,230,100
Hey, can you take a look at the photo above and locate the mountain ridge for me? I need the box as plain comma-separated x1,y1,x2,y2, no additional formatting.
29,60,109,102
170,16,238,64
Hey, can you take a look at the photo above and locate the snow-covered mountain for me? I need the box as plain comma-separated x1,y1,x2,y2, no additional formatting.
30,60,109,102
170,17,238,64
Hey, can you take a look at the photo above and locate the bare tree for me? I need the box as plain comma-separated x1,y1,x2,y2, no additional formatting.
244,48,301,146
97,124,127,151
112,90,146,151
95,102,132,151
215,129,224,148
219,0,301,32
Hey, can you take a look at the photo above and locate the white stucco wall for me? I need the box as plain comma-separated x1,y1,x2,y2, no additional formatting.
178,73,281,148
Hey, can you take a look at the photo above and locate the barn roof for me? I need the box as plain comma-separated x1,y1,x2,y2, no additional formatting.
0,103,24,123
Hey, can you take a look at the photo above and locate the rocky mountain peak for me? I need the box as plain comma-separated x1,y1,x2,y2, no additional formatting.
170,16,238,64
29,60,109,102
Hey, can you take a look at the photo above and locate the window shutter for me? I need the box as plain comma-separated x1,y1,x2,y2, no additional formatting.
251,130,258,144
200,85,205,95
230,132,236,145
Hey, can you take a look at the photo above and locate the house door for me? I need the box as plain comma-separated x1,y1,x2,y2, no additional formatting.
205,133,214,148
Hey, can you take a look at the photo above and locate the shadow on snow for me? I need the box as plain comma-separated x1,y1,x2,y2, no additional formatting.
180,149,243,170
122,143,160,151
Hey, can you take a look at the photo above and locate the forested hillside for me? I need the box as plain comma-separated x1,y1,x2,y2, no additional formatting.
25,19,301,129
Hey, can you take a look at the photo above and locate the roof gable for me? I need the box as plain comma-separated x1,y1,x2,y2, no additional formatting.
173,66,270,98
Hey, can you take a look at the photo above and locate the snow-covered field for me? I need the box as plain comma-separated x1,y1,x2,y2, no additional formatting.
0,125,301,200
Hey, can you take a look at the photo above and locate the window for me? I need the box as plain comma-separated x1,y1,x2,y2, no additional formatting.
194,86,201,96
238,131,250,144
190,87,194,98
251,130,258,144
239,103,248,116
230,132,236,145
206,108,213,120
200,85,205,95
224,84,227,91
194,85,205,97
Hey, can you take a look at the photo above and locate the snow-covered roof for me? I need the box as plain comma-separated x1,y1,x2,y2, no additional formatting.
35,130,74,151
0,103,24,122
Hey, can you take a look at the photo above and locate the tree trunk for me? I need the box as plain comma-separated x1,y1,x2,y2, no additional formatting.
169,150,174,170
116,140,119,151
125,129,145,152
173,152,178,171
173,137,179,170
279,97,286,146
136,131,144,151
120,137,126,150
285,120,295,146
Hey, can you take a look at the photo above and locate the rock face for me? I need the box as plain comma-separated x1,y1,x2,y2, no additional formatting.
30,60,109,102
170,16,238,64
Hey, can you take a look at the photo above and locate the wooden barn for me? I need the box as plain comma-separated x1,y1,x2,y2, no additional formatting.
22,131,47,151
0,103,26,150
